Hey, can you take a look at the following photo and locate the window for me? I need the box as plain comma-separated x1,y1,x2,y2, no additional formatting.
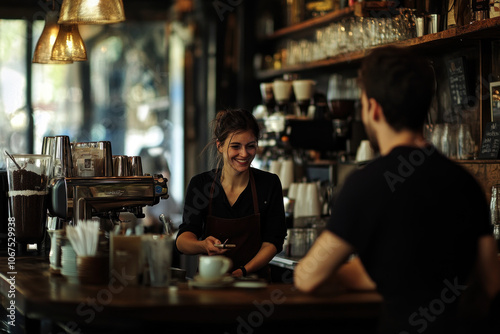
0,19,184,222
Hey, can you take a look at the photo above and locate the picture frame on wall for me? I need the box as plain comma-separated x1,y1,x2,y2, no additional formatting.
490,81,500,122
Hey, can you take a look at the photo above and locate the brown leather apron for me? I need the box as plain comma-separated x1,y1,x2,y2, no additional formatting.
205,170,270,280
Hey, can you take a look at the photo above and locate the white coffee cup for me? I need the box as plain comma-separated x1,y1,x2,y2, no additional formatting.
279,159,294,190
294,183,308,218
273,80,292,103
355,140,375,162
304,182,321,217
292,80,316,101
288,183,298,200
199,255,232,281
260,82,274,102
269,160,282,177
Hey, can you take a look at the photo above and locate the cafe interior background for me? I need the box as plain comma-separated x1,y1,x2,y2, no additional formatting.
0,0,249,230
1,0,500,272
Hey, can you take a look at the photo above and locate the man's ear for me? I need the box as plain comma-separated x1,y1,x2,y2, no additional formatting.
370,98,383,122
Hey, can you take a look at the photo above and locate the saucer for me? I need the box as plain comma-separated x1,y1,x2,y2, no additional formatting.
193,274,232,283
189,275,234,289
233,281,267,289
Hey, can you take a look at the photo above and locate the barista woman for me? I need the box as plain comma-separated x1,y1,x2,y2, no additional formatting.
176,109,287,280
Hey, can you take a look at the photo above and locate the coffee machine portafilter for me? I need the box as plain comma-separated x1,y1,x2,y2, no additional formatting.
47,175,169,230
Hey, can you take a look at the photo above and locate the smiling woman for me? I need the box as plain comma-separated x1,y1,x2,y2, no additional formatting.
176,108,287,282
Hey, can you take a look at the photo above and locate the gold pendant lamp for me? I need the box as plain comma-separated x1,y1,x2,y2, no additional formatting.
32,10,73,64
51,24,88,62
58,0,126,25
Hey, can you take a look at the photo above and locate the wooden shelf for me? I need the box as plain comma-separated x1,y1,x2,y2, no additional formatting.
255,16,500,80
255,50,367,80
259,7,354,42
258,2,398,42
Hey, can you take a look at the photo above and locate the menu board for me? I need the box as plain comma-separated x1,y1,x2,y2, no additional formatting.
479,122,500,159
446,57,469,107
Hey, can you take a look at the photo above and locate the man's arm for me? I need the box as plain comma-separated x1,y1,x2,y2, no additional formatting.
294,230,376,293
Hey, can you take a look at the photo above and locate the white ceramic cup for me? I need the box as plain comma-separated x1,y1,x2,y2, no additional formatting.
355,140,375,162
269,160,282,177
260,82,274,102
273,80,292,103
304,182,321,217
294,183,308,218
288,183,298,200
199,256,232,281
279,159,294,190
292,80,316,101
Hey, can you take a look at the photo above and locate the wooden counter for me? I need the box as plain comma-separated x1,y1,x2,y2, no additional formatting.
0,257,382,334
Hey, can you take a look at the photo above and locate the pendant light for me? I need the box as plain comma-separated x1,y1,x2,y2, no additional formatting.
33,10,73,64
58,0,126,25
51,24,88,62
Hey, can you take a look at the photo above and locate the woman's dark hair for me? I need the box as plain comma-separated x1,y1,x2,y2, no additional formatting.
206,108,261,170
358,46,436,132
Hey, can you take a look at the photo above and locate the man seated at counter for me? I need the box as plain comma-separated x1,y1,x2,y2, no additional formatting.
294,46,500,334
176,108,287,281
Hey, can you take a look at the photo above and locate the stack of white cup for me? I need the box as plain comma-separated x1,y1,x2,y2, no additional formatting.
355,140,375,162
288,182,321,223
268,159,294,191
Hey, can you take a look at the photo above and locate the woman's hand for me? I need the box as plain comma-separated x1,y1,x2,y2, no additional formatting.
176,232,227,255
204,236,228,255
231,268,244,278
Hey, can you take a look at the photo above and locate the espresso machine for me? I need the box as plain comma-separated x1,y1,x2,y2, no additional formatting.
44,137,169,231
48,175,168,230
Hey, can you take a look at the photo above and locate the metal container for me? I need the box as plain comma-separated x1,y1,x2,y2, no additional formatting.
129,156,143,176
289,227,318,258
113,155,131,176
290,228,307,257
427,14,440,34
72,141,113,177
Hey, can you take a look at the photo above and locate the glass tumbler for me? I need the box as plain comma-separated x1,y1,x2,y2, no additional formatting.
491,185,500,226
5,154,52,245
492,185,500,249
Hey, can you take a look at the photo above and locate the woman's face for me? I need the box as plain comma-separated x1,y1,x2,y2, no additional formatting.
218,129,257,175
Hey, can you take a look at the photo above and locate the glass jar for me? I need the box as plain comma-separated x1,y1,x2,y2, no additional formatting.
290,228,307,257
490,184,500,226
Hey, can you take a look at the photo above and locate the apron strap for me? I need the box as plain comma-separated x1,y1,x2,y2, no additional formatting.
249,170,259,215
208,171,218,217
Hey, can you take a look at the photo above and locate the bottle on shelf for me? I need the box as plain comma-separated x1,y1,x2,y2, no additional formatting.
285,0,305,26
304,0,337,20
471,0,489,21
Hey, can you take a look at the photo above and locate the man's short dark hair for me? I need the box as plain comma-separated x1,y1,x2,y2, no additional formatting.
358,46,435,132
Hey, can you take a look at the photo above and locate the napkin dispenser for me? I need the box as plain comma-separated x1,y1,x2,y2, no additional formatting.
48,175,169,225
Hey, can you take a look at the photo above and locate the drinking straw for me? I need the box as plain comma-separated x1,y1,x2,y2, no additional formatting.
66,221,100,256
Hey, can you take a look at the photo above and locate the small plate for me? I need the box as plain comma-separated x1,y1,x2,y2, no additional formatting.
193,274,233,283
189,275,234,289
233,281,268,289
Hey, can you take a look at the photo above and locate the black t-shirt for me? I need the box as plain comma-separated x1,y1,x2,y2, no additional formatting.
177,167,287,253
327,145,491,334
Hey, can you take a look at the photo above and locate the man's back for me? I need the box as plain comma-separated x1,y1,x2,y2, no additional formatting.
327,145,491,333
